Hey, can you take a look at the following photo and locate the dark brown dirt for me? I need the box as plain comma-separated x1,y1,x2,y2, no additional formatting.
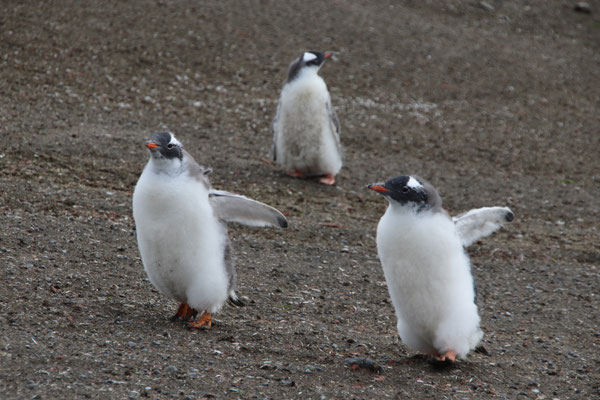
1,1,599,399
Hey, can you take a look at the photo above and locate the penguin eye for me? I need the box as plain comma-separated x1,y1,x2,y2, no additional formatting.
401,187,409,193
167,144,174,150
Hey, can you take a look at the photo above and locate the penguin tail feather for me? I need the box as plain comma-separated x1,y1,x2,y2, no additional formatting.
228,292,245,307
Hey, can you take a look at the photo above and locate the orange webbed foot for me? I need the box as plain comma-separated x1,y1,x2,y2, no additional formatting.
286,169,306,178
171,303,198,321
433,350,456,363
319,174,336,185
188,312,212,329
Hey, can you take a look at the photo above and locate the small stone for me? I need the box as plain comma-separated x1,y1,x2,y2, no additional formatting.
479,1,494,11
343,357,383,374
260,362,276,370
127,341,137,349
574,2,591,14
187,369,199,378
165,365,178,373
281,379,295,387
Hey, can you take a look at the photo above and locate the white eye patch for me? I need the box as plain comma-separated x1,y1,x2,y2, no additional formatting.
407,176,422,189
303,52,317,63
169,135,182,148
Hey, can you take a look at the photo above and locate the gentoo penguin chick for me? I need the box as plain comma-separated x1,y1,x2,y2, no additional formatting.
368,176,483,362
272,51,342,185
133,132,288,329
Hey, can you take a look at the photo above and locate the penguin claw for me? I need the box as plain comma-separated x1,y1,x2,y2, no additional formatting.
286,169,306,178
319,174,336,185
260,157,274,167
171,303,198,321
188,312,212,329
433,350,456,363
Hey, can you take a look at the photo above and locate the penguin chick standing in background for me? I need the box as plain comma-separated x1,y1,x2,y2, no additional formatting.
272,51,342,185
368,176,484,362
133,132,288,329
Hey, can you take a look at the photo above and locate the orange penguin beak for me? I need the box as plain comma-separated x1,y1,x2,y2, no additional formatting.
146,142,159,149
368,184,389,192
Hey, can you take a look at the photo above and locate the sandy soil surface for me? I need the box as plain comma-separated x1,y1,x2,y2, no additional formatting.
1,0,599,398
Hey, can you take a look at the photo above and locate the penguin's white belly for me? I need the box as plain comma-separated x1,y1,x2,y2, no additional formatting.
275,80,341,175
376,210,482,358
133,169,229,313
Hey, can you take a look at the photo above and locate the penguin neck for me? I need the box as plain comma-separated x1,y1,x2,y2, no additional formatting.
387,200,432,217
284,69,328,101
290,67,323,85
149,156,184,176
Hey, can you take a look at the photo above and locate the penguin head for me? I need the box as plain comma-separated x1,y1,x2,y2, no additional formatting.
286,51,332,82
368,175,442,213
301,51,332,68
146,131,183,161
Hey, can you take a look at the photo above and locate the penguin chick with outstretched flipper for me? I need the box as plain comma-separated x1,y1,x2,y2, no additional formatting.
272,51,342,185
133,132,288,329
453,206,514,247
368,175,483,362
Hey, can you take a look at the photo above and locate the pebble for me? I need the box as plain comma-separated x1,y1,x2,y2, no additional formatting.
479,1,494,11
574,2,591,14
281,379,295,387
187,369,199,378
166,365,178,373
343,357,383,374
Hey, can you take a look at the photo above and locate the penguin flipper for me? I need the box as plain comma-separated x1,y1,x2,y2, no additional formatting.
227,293,245,307
326,99,342,155
209,190,288,228
272,99,282,162
453,206,514,247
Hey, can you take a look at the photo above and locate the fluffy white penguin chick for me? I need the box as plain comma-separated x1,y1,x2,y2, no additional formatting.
272,51,342,185
368,175,483,362
133,132,288,329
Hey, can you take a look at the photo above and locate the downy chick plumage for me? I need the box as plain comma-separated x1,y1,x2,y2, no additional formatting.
272,51,342,185
133,132,288,328
369,175,483,361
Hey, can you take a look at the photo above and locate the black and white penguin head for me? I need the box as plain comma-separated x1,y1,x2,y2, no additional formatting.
286,51,332,82
368,175,442,213
146,131,183,161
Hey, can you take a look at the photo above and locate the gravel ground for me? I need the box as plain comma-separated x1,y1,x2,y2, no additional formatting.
1,0,599,399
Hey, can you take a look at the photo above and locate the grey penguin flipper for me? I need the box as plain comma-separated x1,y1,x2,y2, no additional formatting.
222,238,244,307
453,206,514,247
272,99,282,162
326,100,342,155
209,190,288,228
